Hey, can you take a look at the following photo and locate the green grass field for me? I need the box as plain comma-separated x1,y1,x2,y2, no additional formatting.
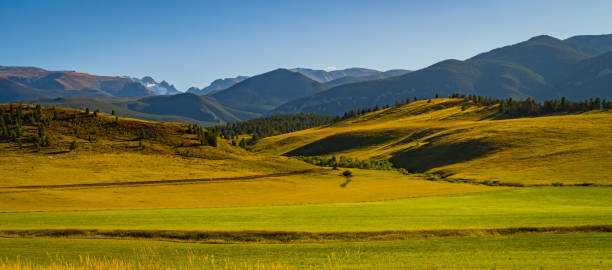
1,233,610,269
2,187,610,231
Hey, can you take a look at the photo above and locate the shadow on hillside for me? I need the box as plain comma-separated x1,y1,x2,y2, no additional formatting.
390,138,497,173
283,131,400,156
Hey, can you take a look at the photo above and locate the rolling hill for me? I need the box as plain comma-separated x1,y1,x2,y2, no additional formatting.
27,93,258,125
255,98,612,185
210,69,326,113
0,77,113,102
0,66,153,101
274,34,612,116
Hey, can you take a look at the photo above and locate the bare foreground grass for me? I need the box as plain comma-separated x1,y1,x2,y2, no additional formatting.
0,233,610,269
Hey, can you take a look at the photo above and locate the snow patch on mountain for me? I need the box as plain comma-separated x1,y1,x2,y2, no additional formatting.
131,76,180,95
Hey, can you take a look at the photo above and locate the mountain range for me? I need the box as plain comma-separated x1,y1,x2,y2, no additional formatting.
290,68,380,83
186,76,249,95
185,68,407,96
274,34,612,116
2,33,612,122
0,66,153,102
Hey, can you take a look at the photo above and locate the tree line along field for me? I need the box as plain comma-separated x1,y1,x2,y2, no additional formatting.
0,101,611,269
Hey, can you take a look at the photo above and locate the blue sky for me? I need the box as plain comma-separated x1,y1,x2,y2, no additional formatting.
1,0,611,90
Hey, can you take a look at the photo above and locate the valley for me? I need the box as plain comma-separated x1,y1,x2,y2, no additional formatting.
1,6,612,267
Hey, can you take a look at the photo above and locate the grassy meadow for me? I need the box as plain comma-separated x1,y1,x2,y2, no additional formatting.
1,103,611,269
1,187,610,231
0,168,504,212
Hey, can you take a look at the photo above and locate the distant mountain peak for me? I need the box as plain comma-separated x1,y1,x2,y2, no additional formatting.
528,35,561,43
190,75,250,95
140,76,156,84
211,67,325,113
133,77,179,95
186,87,200,93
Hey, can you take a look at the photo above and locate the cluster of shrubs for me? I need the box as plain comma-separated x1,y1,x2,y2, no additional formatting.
295,155,394,170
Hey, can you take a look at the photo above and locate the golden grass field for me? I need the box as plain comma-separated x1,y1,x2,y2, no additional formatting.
0,104,504,212
0,168,504,212
252,99,612,185
0,151,312,187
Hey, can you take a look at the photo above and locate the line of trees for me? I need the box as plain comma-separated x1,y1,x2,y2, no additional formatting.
295,155,394,170
339,93,612,121
449,93,612,117
216,113,337,148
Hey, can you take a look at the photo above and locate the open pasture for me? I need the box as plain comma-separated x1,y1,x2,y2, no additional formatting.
1,187,609,231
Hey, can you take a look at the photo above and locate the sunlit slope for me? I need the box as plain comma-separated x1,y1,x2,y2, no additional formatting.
252,98,612,185
0,104,313,187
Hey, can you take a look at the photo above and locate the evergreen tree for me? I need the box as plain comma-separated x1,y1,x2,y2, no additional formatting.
207,132,218,147
0,116,6,137
34,104,42,122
